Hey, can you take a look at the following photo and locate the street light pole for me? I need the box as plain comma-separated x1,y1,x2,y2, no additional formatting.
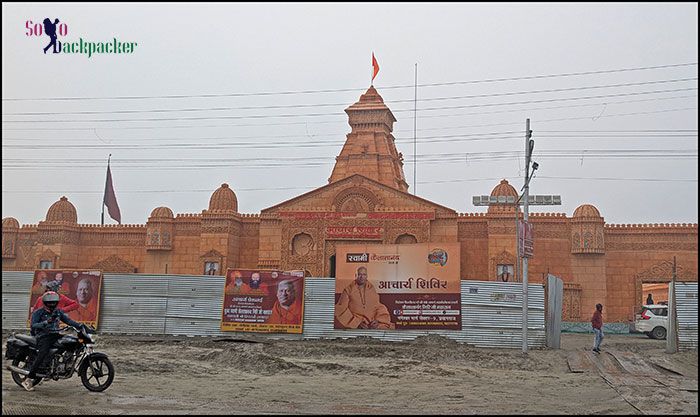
515,202,520,282
472,149,558,355
522,118,532,354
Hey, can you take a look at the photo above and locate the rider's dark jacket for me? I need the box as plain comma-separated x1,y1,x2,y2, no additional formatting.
30,308,82,337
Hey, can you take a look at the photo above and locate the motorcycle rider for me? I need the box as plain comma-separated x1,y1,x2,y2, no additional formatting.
23,291,82,391
30,279,79,326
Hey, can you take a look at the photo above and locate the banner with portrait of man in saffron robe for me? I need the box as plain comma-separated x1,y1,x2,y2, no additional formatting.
335,243,461,331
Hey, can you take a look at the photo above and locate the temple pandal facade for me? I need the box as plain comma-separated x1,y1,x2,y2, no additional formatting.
2,86,697,323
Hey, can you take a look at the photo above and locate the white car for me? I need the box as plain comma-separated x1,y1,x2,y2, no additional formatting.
633,304,668,339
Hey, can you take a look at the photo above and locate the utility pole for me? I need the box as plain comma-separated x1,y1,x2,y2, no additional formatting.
666,256,678,353
472,119,556,355
515,205,520,282
522,118,533,354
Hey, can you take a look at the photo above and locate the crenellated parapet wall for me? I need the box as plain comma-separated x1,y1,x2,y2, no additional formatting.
36,221,81,245
529,212,569,218
457,212,488,217
172,213,202,237
456,213,488,239
604,223,698,251
259,212,281,221
604,223,698,230
79,223,146,228
18,224,40,232
175,213,202,219
78,224,147,247
434,211,458,220
531,214,572,241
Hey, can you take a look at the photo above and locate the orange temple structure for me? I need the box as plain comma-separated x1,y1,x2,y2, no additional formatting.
3,86,697,324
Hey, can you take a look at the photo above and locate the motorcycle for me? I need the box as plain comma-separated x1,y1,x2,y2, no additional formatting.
5,324,114,392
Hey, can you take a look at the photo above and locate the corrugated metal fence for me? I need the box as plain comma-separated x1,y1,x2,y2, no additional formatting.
675,282,698,351
2,271,545,349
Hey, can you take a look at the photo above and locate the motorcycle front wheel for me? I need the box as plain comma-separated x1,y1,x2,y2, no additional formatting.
78,354,114,392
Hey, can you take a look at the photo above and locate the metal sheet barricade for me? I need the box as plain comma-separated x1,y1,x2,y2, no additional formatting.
2,271,545,348
675,282,698,351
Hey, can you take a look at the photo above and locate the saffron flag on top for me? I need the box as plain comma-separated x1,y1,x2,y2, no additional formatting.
371,52,379,84
103,158,121,224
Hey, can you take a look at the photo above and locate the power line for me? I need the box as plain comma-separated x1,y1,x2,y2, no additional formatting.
3,110,696,153
531,106,697,124
538,129,698,133
3,87,696,124
3,130,696,144
3,77,696,116
5,131,698,151
3,94,696,131
2,150,696,170
537,176,698,182
3,62,696,101
0,134,523,150
2,175,696,195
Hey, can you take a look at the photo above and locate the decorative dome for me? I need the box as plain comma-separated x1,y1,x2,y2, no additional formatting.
150,206,174,219
46,196,78,223
208,183,238,212
573,204,601,218
490,179,518,197
2,217,20,229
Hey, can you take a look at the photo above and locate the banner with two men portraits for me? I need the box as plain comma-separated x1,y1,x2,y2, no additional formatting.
27,269,104,329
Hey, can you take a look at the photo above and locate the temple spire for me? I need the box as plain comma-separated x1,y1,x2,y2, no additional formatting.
328,86,408,192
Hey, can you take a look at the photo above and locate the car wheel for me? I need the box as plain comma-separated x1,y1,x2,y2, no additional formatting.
652,326,667,340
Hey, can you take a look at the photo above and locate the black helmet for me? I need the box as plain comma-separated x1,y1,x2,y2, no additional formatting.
42,291,60,310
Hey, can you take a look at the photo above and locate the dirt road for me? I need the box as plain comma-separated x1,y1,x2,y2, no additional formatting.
2,332,697,414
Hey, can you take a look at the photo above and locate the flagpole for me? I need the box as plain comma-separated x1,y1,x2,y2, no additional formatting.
413,63,417,195
101,154,111,226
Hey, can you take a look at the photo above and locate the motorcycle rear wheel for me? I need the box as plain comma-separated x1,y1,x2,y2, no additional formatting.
10,354,42,388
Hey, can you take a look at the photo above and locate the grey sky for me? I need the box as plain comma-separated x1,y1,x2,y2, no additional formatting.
2,2,698,226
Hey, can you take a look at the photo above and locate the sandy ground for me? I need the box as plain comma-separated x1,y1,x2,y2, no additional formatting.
1,331,697,415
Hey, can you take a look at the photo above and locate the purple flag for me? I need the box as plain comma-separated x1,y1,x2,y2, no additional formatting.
103,162,121,224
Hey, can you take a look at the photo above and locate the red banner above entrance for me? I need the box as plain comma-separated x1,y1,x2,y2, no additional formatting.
278,211,434,220
326,226,383,239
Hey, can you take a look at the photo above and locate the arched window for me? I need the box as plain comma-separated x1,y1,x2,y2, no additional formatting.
395,234,417,244
572,233,580,250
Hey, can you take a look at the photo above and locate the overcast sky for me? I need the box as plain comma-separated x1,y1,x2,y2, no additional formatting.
2,2,698,226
